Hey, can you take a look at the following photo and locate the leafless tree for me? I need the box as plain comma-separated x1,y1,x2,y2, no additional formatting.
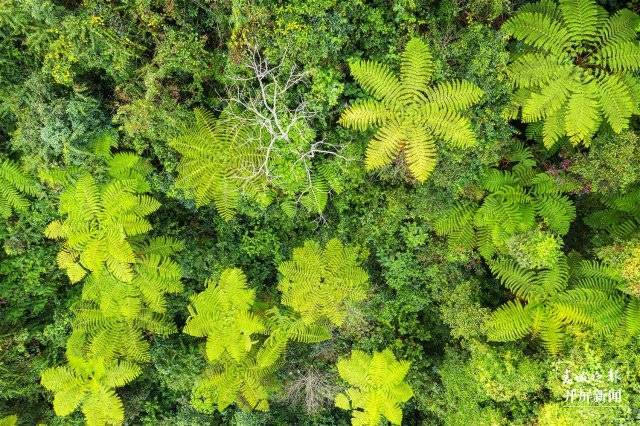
224,45,348,197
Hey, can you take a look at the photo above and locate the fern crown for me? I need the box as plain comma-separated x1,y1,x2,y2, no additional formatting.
277,238,369,327
435,145,576,260
339,37,483,182
334,349,413,426
184,268,266,363
44,153,160,283
503,0,640,147
41,357,140,426
487,254,632,354
170,109,344,220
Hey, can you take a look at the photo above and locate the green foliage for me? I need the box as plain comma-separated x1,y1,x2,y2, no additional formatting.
277,238,369,327
334,348,413,426
436,350,506,426
468,341,545,402
44,153,158,283
503,0,640,147
435,145,576,259
3,0,640,424
339,37,483,182
184,268,266,363
0,158,39,218
486,254,622,354
41,357,140,426
506,228,563,269
185,239,369,414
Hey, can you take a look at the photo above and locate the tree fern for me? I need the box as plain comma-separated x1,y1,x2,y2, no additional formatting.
41,357,140,426
435,145,576,260
184,268,266,363
45,155,161,283
277,239,369,328
503,0,640,147
339,37,483,182
169,109,262,220
170,108,342,220
42,242,183,424
486,254,621,353
334,349,413,426
0,158,39,219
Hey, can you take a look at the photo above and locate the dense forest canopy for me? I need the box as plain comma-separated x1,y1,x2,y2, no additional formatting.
1,0,640,424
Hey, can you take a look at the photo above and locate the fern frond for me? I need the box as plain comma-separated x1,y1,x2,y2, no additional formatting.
489,258,538,299
559,0,602,44
564,84,601,145
624,299,640,336
593,41,640,72
521,77,573,122
404,125,437,182
364,123,406,171
502,12,571,56
300,177,329,214
519,0,561,19
535,194,576,235
420,106,477,148
507,54,573,89
434,204,476,251
399,37,434,99
338,99,389,131
0,159,39,218
538,308,564,354
487,300,535,341
348,59,403,104
599,9,640,46
542,105,566,148
424,80,484,112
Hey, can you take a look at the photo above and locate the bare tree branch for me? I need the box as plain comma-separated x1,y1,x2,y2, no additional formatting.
224,44,347,199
